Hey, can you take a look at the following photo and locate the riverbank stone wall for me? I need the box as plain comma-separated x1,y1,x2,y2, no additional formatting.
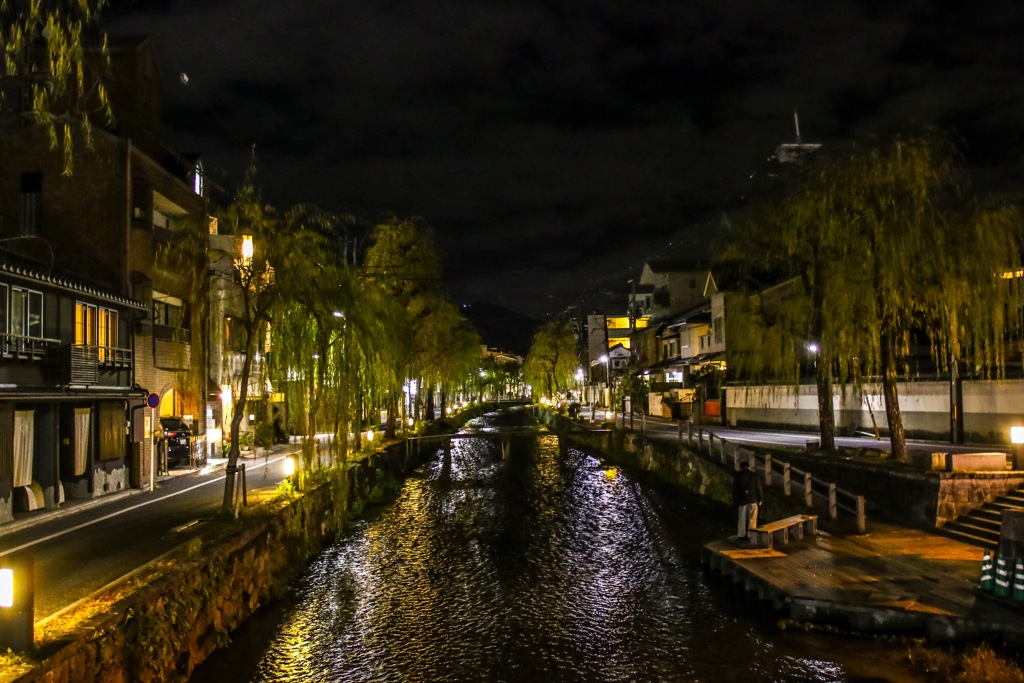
9,437,435,683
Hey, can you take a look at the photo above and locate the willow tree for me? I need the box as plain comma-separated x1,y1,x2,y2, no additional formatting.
722,130,1022,459
270,218,404,469
264,205,347,475
834,133,1022,459
413,295,481,417
215,177,288,513
1,0,112,172
523,320,578,400
363,215,442,436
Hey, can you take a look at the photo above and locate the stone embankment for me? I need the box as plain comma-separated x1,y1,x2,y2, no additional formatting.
549,415,734,507
6,433,442,683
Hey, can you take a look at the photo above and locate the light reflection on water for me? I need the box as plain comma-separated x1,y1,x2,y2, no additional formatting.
192,410,925,682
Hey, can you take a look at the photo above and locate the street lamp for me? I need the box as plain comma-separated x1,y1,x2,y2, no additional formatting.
599,354,610,407
1011,426,1024,469
0,554,33,651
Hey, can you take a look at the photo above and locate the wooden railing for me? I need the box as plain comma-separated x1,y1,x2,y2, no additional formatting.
682,423,867,533
0,333,60,360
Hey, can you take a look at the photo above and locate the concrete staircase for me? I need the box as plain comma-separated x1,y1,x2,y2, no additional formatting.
941,486,1024,549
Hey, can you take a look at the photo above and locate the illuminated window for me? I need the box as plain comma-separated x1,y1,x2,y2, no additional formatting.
76,303,118,360
192,160,204,196
98,308,118,361
75,302,97,346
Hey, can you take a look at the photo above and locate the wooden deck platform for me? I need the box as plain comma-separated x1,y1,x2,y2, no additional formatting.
704,522,1024,644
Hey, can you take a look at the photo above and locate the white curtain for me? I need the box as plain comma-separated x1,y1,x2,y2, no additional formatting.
13,410,34,487
74,408,91,476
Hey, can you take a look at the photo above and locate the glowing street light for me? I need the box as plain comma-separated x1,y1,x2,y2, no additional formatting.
1011,426,1024,444
1011,426,1024,470
0,569,12,608
0,555,33,651
240,234,254,262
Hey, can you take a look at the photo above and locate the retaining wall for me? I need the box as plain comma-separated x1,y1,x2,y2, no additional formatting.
553,421,733,507
10,439,434,683
751,450,1024,528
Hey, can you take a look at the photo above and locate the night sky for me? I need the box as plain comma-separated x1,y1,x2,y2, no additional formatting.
104,1,1024,320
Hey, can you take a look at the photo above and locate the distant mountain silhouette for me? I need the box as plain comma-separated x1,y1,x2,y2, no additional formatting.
460,302,538,357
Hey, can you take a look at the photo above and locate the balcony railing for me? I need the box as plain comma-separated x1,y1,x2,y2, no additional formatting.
153,324,191,344
67,344,134,384
0,333,60,361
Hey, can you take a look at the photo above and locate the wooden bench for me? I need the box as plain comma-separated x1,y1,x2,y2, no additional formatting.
751,514,818,549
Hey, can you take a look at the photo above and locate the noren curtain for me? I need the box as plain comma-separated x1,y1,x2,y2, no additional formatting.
74,408,91,476
13,410,34,487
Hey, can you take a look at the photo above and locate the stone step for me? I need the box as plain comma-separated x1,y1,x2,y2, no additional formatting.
938,524,997,550
987,500,1024,514
943,518,1000,546
962,514,1001,533
974,508,1003,523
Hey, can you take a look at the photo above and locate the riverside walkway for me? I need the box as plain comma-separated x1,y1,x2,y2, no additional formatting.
589,410,1024,643
704,523,1024,644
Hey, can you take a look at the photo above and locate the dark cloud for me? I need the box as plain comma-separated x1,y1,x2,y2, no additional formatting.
104,0,1024,317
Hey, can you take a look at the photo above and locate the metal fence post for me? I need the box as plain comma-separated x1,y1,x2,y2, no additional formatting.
782,462,790,495
804,472,813,507
828,483,837,520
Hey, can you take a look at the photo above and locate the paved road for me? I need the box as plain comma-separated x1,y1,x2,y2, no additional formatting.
0,447,296,621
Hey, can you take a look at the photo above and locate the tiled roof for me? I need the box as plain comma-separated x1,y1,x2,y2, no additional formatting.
0,258,146,310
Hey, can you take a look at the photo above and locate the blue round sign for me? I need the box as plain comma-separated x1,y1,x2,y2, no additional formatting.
147,392,160,409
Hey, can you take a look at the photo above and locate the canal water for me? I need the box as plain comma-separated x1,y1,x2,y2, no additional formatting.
192,409,927,682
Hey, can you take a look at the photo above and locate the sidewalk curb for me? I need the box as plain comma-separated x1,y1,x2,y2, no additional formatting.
0,460,231,540
0,489,143,539
0,443,303,540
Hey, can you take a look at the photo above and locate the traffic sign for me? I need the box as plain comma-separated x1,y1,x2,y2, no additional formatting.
147,393,160,409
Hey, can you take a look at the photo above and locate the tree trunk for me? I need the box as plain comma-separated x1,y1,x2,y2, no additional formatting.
385,392,397,439
222,331,256,514
425,382,436,421
814,356,836,452
880,330,908,461
354,384,363,450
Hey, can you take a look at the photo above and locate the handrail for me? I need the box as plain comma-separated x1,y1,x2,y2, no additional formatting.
682,423,866,533
0,332,60,359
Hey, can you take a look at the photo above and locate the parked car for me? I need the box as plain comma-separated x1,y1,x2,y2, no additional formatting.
160,417,193,468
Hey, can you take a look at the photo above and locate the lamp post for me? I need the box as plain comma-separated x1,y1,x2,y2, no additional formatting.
1011,426,1024,470
0,553,33,651
599,354,609,408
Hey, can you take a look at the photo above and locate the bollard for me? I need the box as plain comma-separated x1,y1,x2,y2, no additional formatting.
979,549,995,592
1013,558,1024,601
994,553,1012,598
0,553,34,652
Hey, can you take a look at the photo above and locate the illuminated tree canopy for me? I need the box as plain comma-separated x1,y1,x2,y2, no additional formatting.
523,320,578,400
1,0,112,172
721,130,1022,458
